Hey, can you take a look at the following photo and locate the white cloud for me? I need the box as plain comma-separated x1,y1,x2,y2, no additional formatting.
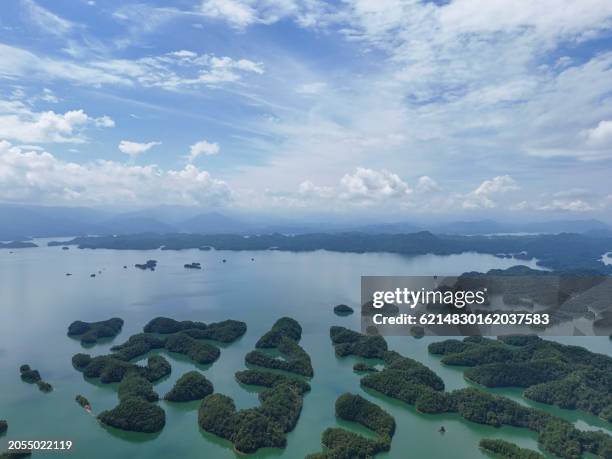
21,0,74,37
0,101,114,144
118,140,161,158
298,180,333,199
188,140,220,162
40,88,59,103
0,141,232,206
581,120,612,148
462,175,519,209
0,44,264,89
196,0,333,28
199,0,256,27
538,199,595,212
415,176,441,194
339,168,411,202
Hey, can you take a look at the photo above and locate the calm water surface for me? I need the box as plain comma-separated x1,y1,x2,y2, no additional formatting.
0,242,609,458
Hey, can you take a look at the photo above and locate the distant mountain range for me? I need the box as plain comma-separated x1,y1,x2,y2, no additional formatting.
0,204,610,241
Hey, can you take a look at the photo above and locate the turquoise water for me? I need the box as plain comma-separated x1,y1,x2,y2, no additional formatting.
0,242,609,458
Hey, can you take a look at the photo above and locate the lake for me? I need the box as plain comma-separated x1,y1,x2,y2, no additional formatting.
0,242,610,458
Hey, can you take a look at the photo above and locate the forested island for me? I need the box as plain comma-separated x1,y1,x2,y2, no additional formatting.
48,231,612,272
330,326,388,359
98,372,165,433
428,335,612,421
198,317,312,454
144,317,246,343
19,365,53,393
164,371,213,402
479,438,545,459
331,328,611,458
307,393,396,458
67,317,124,344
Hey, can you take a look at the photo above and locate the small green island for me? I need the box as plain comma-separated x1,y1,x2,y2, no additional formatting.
330,326,388,358
164,371,213,402
479,438,546,459
67,317,124,344
333,304,354,315
0,420,7,434
98,372,165,433
76,394,91,409
144,317,247,343
307,393,396,458
19,364,53,393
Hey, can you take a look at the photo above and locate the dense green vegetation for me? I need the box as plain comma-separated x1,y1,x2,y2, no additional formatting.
235,369,311,395
255,317,302,348
429,336,612,421
330,326,388,358
333,304,354,315
143,317,206,334
246,336,313,377
335,393,395,438
0,420,6,434
19,364,52,392
67,317,124,344
181,320,247,343
142,316,246,343
479,438,546,459
19,365,40,383
75,395,90,408
198,382,303,453
198,317,311,454
52,232,612,272
110,333,166,360
164,333,220,364
109,331,221,365
164,371,213,402
72,353,171,383
306,427,391,458
336,335,612,459
98,371,165,433
307,394,395,458
98,396,165,433
117,373,159,402
36,381,53,392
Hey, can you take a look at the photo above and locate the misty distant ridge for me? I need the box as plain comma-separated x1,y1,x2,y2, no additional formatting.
0,204,610,241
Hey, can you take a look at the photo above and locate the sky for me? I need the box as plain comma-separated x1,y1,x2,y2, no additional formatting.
1,0,612,222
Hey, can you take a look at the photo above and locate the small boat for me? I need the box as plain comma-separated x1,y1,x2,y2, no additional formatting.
438,426,446,433
85,405,92,414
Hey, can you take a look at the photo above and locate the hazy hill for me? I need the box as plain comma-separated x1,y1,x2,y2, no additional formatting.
1,204,610,240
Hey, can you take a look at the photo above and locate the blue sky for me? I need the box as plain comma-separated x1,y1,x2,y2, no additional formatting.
1,0,612,221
